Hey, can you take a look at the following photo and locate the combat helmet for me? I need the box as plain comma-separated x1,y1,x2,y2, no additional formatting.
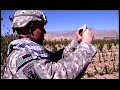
10,10,47,32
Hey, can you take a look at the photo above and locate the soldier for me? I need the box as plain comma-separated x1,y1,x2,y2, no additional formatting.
3,10,96,79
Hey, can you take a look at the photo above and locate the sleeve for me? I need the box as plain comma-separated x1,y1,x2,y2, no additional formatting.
35,42,96,79
45,39,79,62
63,39,79,58
3,50,29,79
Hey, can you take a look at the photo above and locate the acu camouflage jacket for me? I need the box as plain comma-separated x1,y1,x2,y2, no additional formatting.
3,39,96,79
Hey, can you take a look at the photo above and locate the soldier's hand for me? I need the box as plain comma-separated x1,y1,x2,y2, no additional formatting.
81,29,93,44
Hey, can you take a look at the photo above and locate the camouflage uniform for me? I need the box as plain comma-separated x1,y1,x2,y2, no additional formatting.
2,10,96,79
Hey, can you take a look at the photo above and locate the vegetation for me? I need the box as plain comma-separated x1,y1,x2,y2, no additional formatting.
1,32,119,79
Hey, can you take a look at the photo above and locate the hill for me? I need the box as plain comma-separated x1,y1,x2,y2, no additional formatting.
44,29,119,40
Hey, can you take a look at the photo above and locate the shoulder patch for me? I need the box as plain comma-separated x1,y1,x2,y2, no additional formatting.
16,54,37,71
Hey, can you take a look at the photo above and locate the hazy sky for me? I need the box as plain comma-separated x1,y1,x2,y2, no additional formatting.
1,10,119,35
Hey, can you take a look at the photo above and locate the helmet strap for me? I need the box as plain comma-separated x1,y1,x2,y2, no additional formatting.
14,30,29,39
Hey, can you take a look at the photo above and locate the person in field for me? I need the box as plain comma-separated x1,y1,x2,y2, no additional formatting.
3,10,96,79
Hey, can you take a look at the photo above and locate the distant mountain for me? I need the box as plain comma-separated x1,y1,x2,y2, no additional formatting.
44,29,119,40
93,29,119,39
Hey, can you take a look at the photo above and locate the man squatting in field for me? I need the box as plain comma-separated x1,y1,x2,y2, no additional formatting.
3,10,96,79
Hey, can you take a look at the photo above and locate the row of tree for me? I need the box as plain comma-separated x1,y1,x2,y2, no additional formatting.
1,33,119,65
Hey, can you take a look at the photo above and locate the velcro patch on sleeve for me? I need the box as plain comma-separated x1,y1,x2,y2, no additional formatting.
16,54,37,71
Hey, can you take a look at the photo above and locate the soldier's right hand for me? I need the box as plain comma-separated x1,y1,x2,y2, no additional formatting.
81,29,93,44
